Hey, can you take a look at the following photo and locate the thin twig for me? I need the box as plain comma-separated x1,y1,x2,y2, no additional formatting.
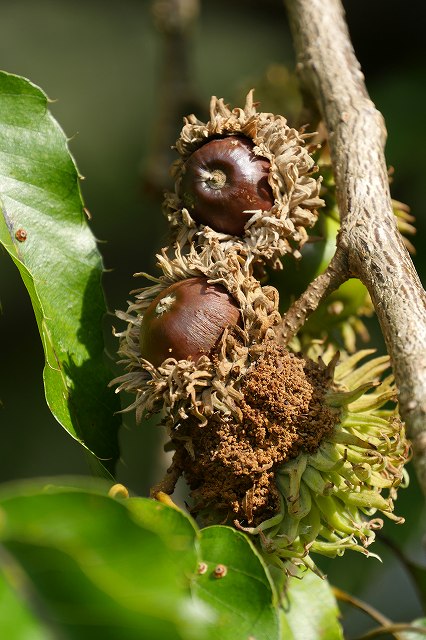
353,623,426,640
334,587,426,640
284,0,426,495
150,449,184,497
276,246,348,345
332,587,392,629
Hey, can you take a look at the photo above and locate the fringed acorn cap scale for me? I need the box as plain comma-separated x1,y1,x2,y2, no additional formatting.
111,242,281,427
164,91,324,268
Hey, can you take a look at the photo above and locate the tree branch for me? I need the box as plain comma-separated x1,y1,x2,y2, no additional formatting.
284,0,426,494
143,0,200,196
275,246,349,344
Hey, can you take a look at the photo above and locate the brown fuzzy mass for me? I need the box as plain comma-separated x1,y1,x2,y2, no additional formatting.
173,343,339,526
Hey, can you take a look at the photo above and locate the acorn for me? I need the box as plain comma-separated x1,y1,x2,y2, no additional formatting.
178,135,274,236
164,91,324,268
112,244,280,424
139,276,241,367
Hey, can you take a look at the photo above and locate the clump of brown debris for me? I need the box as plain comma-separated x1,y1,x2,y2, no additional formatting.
165,342,339,526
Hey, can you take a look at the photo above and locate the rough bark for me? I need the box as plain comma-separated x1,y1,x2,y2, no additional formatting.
284,0,426,493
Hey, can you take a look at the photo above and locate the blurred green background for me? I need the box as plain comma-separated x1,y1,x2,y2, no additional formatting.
0,0,425,635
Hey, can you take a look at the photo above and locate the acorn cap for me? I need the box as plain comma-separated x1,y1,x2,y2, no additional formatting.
158,344,408,574
164,91,324,268
111,242,280,425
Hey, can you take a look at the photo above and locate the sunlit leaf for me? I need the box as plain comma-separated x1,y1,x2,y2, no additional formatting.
125,497,199,575
280,571,343,639
0,70,120,474
193,525,280,640
401,618,426,640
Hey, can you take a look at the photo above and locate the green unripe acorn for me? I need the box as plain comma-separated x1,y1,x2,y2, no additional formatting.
139,277,241,367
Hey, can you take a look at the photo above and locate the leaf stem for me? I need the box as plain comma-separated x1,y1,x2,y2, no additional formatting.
332,586,391,628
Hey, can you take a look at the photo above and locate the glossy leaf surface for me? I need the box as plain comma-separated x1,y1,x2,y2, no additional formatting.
280,571,343,640
194,525,280,640
0,71,120,473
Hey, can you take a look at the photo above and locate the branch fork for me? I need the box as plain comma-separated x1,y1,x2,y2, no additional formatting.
283,0,426,494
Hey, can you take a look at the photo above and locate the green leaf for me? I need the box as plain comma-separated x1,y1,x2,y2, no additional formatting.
193,525,280,640
0,556,55,640
0,481,213,639
280,571,343,640
0,70,120,474
400,618,426,640
125,497,199,575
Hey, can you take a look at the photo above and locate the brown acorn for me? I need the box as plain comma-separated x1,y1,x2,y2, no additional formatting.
178,135,274,236
139,277,241,367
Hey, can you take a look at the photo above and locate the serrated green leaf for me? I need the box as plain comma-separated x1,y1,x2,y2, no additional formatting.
193,525,280,640
0,481,213,639
0,70,120,474
280,571,343,640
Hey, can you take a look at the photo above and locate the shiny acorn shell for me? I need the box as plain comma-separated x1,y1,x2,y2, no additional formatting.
178,135,274,236
139,277,241,367
165,92,324,267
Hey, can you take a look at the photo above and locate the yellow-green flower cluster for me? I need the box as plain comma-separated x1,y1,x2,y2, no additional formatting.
240,350,409,574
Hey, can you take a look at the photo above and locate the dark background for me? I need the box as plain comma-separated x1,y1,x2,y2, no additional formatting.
0,0,425,634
